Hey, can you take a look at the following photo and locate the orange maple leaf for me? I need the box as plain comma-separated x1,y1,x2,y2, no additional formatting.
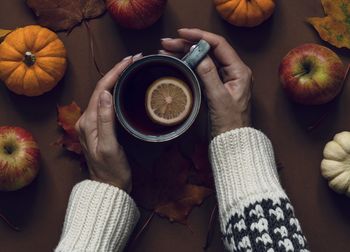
55,102,82,155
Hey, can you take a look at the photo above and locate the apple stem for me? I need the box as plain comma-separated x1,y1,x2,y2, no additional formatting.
0,212,21,232
4,145,13,155
203,203,218,250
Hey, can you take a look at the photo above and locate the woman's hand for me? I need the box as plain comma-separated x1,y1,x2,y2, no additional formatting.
161,28,253,138
75,54,142,193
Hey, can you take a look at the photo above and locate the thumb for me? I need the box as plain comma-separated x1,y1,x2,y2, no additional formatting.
97,91,118,149
196,56,225,98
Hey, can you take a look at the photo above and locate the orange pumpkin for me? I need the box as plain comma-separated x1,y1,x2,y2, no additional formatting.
0,25,67,96
214,0,276,27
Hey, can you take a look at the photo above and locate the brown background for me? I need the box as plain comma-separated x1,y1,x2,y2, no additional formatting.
1,0,350,251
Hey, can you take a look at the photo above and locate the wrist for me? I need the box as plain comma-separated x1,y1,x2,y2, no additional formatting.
212,118,251,138
91,175,132,194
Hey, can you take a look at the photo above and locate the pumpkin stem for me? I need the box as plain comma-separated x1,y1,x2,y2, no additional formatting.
24,51,36,66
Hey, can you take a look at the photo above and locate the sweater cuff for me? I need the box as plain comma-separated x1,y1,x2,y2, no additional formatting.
210,128,287,218
56,180,140,252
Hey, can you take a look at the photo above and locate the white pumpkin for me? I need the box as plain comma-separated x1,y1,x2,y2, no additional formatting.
321,131,350,197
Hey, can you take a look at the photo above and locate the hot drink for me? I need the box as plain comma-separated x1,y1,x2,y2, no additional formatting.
114,40,210,142
118,61,194,135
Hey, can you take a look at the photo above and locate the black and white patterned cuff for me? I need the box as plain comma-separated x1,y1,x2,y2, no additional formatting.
223,195,308,251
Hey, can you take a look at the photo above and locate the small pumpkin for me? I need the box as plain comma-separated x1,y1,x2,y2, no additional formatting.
321,132,350,197
0,25,67,96
214,0,276,27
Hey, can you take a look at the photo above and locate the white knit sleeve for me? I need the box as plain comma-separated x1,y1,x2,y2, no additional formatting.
55,180,140,252
210,128,308,251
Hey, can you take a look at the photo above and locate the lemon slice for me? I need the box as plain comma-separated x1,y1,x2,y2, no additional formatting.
145,77,193,126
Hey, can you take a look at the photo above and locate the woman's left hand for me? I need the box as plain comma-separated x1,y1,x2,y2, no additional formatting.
75,54,142,193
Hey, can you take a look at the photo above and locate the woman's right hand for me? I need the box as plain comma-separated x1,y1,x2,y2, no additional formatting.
161,28,253,138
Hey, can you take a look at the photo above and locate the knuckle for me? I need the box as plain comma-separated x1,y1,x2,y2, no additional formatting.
96,145,114,159
78,118,86,132
216,35,226,44
197,59,215,76
245,67,253,77
98,110,112,124
238,66,253,84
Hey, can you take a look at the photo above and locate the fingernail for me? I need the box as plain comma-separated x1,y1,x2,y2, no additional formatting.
133,52,143,61
161,38,172,41
122,55,132,61
99,91,112,107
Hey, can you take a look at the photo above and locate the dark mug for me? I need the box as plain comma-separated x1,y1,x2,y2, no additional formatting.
113,40,210,142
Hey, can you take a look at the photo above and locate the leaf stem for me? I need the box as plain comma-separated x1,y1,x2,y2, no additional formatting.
84,21,104,77
130,211,155,246
203,204,218,250
0,212,21,232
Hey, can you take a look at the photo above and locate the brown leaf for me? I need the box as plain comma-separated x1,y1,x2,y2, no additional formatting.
132,144,213,224
132,145,191,210
55,102,82,155
308,0,350,48
26,0,106,32
155,184,212,224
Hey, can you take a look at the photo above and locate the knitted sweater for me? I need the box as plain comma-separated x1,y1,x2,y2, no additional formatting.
55,128,308,252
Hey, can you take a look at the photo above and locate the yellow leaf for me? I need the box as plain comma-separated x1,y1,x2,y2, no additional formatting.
0,29,12,40
308,0,350,49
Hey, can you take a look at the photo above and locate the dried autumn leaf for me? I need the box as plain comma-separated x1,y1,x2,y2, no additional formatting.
56,134,82,155
308,0,350,48
132,145,213,224
155,184,212,224
55,102,82,155
0,29,12,40
57,102,81,136
132,145,191,210
26,0,106,32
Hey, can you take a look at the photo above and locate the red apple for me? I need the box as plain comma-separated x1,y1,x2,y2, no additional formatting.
0,126,40,191
279,44,346,105
106,0,167,29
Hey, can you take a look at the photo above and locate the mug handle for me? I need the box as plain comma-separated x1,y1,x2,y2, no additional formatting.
182,40,211,69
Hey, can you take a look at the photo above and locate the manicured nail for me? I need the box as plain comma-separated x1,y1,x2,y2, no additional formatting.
133,52,143,61
99,91,112,107
122,55,132,61
134,52,143,58
161,38,172,41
